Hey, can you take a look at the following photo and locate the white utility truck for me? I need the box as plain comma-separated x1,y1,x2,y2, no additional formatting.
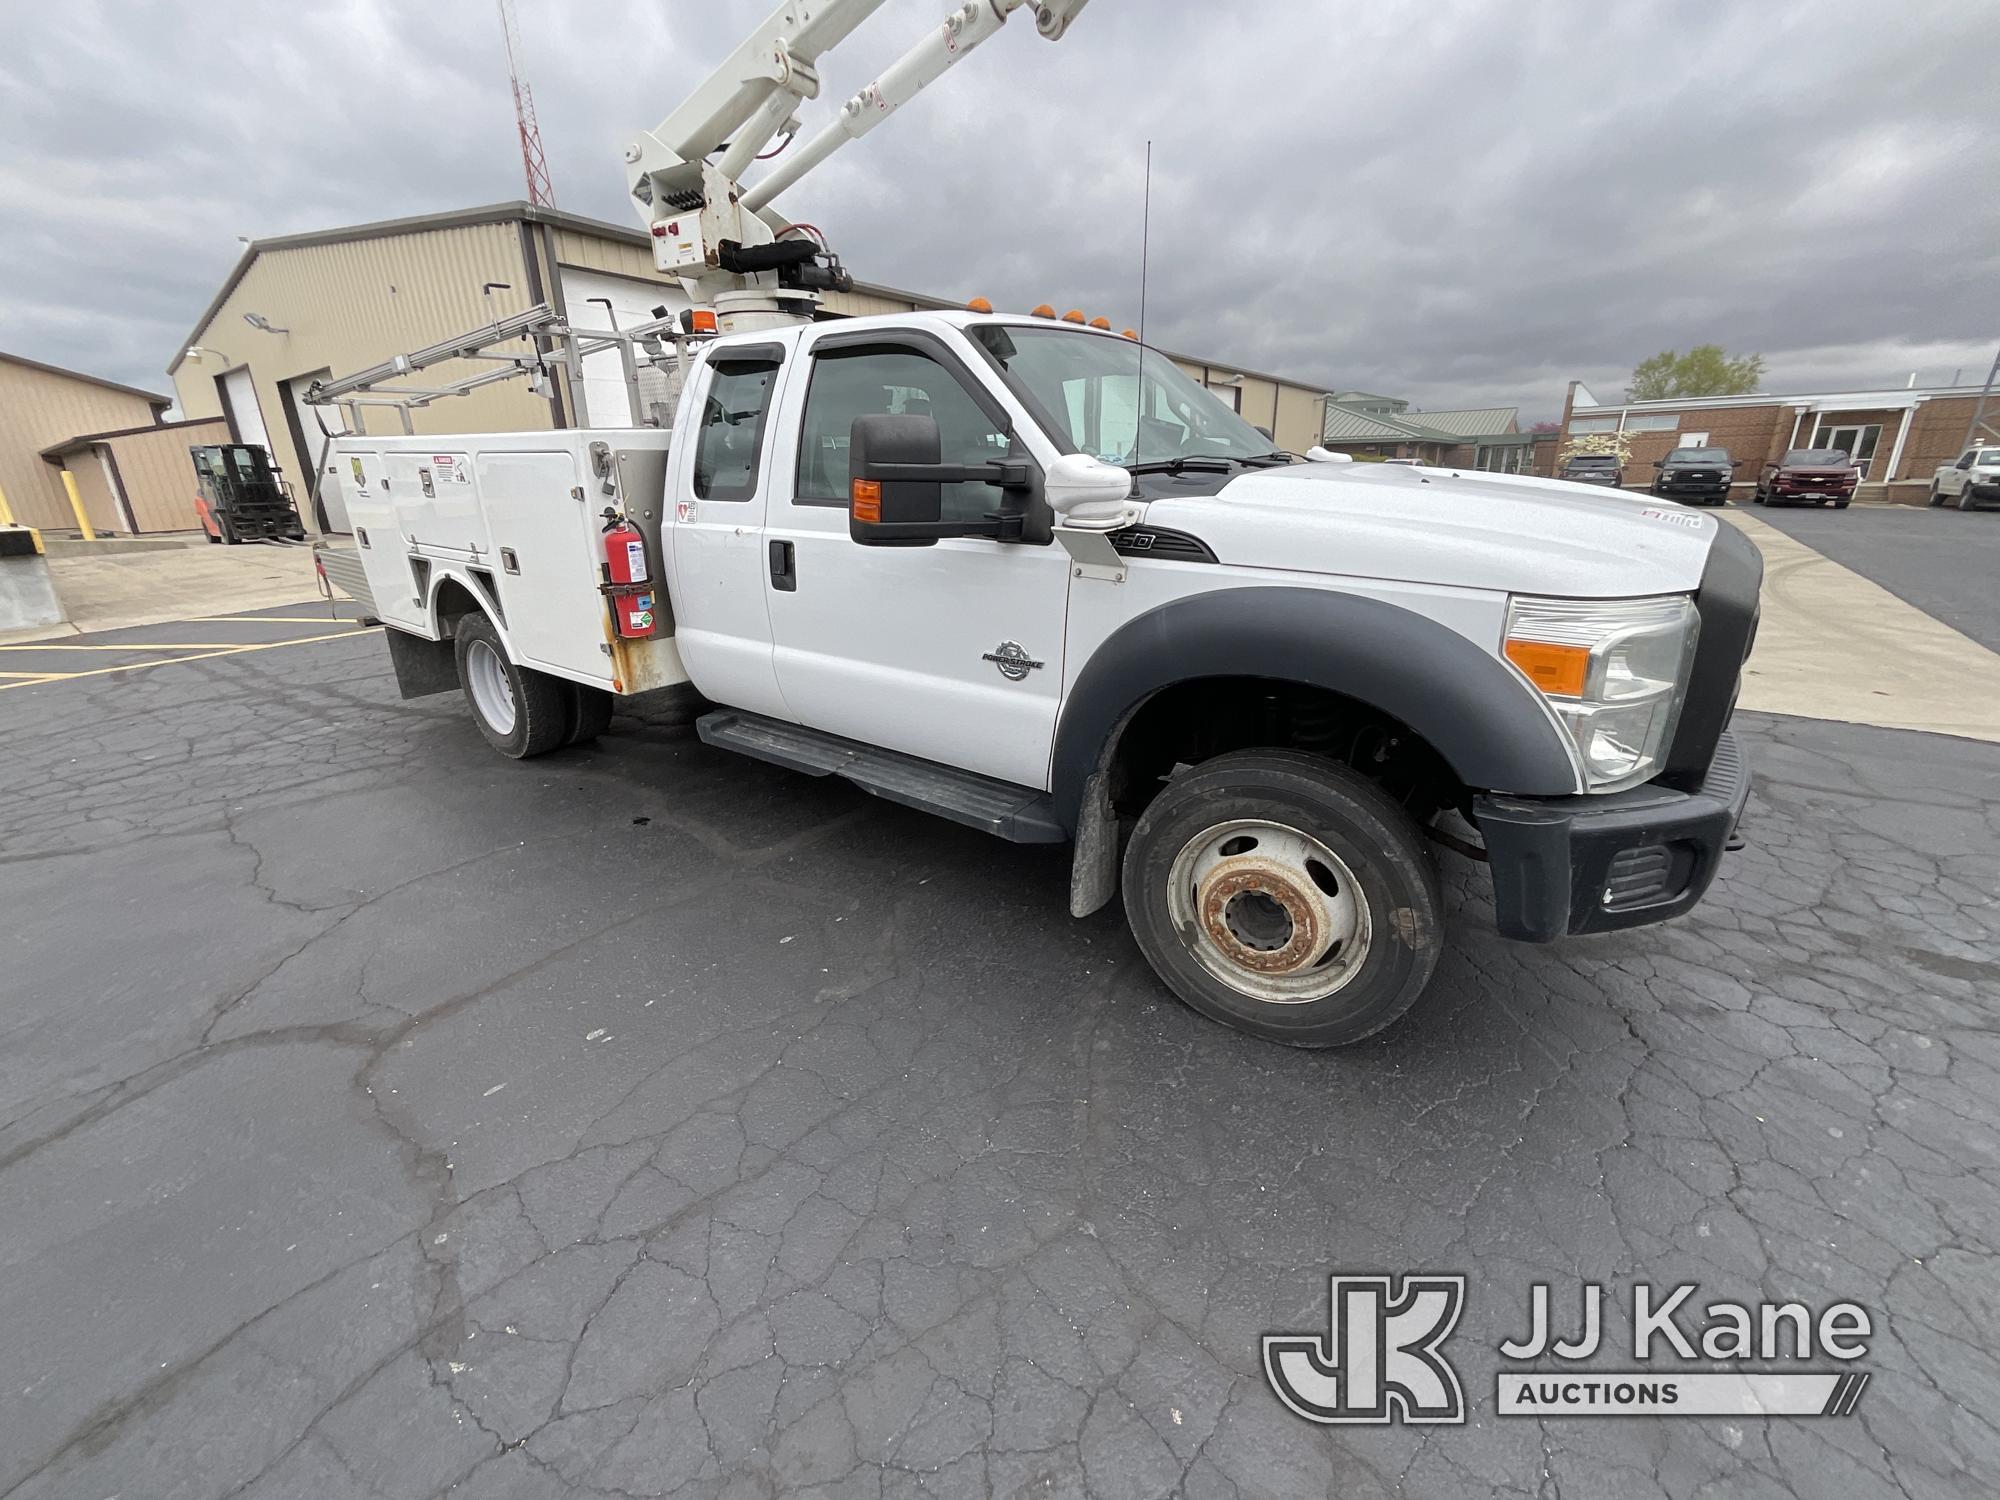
310,0,1760,1047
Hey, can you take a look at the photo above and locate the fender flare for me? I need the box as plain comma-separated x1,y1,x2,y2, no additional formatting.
1048,586,1581,827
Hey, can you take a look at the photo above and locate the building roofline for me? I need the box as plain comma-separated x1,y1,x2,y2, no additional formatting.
2,350,172,407
1571,382,1993,416
39,414,229,463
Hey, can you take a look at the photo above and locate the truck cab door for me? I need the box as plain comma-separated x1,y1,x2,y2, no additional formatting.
762,330,1072,790
662,343,791,720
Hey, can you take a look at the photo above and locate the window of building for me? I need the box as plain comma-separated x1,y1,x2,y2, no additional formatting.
1206,382,1243,413
692,363,777,501
796,346,1011,523
1569,417,1620,434
1626,414,1680,432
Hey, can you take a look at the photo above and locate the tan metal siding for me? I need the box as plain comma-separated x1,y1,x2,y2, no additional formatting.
550,230,666,282
169,222,545,514
107,419,232,532
0,358,165,529
1274,386,1325,455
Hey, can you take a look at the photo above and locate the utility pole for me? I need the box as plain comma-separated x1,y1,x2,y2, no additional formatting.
499,0,555,207
1962,344,2000,450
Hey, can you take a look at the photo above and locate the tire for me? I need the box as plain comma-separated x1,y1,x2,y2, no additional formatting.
566,683,615,746
205,526,221,544
1960,488,1978,512
1834,499,1850,509
1120,749,1444,1048
220,519,240,544
1929,483,1946,507
453,612,569,759
1752,489,1766,505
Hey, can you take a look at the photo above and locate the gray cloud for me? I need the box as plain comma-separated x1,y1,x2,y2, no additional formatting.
3,0,1994,419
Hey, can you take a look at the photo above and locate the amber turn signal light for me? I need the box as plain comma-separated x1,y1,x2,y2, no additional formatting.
851,478,882,523
1503,639,1590,698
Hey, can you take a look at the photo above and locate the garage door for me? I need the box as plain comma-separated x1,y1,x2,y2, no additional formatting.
559,269,688,427
221,367,272,454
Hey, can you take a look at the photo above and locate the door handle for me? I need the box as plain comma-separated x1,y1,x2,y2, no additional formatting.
768,538,796,592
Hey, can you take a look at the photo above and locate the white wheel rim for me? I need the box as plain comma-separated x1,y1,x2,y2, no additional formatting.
466,639,517,736
1165,818,1372,1005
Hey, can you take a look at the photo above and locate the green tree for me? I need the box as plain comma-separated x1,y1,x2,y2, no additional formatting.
1626,346,1766,402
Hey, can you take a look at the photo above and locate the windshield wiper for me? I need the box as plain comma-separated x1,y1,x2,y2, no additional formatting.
1237,451,1295,467
1126,456,1235,475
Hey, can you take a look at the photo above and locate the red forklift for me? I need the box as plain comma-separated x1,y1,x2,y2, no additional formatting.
191,444,307,544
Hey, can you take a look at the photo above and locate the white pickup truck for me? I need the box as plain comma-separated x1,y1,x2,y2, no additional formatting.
329,309,1759,1047
1929,446,2000,510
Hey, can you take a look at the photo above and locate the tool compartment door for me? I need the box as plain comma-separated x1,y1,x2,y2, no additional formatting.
336,447,428,634
386,450,484,557
476,446,613,684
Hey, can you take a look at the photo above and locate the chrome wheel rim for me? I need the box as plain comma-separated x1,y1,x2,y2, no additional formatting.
466,639,517,736
1165,819,1372,1004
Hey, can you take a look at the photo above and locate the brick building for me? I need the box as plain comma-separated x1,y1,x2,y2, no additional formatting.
1556,380,1997,503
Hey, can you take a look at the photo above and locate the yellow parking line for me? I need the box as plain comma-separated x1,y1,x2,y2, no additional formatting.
181,614,356,623
0,638,366,651
0,627,381,691
0,671,64,680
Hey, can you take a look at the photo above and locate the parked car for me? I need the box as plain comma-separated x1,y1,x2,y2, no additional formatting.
1560,453,1624,487
1649,446,1738,506
1929,447,2000,510
1752,449,1857,508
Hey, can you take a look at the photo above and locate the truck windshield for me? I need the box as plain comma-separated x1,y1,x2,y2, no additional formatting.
1666,448,1727,463
968,325,1274,465
1783,449,1849,466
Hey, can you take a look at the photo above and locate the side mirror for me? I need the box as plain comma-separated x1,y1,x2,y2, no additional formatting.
847,413,1032,546
1652,459,1664,467
1044,452,1135,529
848,413,941,545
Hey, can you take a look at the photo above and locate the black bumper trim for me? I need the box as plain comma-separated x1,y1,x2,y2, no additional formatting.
1473,730,1751,943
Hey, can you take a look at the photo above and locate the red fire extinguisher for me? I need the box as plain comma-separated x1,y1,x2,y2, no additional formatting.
601,513,657,639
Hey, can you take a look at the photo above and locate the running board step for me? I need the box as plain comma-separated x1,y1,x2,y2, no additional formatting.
696,710,1067,845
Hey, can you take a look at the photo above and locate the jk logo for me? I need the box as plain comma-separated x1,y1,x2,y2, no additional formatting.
1264,1274,1467,1425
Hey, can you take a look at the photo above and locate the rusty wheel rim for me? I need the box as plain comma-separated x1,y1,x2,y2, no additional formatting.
1166,819,1371,1004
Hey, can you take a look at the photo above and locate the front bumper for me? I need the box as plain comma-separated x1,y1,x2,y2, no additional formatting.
1472,730,1751,942
1657,477,1730,497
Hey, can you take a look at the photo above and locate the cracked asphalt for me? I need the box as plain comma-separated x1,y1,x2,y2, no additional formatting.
3,618,1999,1498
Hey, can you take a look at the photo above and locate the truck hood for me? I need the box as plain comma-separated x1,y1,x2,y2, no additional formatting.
1774,465,1856,479
1140,462,1720,598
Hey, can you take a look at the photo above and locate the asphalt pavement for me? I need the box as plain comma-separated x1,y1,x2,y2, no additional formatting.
1742,499,2000,653
2,575,1998,1497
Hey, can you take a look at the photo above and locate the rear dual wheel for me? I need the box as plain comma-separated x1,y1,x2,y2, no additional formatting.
454,613,612,758
1121,750,1444,1048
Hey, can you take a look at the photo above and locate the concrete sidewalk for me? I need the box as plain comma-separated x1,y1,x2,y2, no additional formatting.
14,543,327,641
1723,507,2000,743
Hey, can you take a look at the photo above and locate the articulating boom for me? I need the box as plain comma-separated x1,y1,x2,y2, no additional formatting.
624,0,1091,329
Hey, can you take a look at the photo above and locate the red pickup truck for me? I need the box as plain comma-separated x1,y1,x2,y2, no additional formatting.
1752,449,1858,508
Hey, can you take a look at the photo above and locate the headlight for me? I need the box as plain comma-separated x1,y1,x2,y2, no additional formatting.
1503,594,1699,792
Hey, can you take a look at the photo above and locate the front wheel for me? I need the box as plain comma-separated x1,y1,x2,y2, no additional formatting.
1120,750,1444,1048
454,612,570,758
1752,489,1766,505
1929,483,1946,507
1961,488,1980,512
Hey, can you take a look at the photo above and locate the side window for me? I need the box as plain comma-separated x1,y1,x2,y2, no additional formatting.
693,362,777,501
796,346,1011,523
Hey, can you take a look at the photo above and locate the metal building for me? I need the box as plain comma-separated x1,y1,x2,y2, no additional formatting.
169,201,1334,526
0,353,171,530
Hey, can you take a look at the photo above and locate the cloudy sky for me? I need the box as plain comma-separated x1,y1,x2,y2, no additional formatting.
3,0,1994,421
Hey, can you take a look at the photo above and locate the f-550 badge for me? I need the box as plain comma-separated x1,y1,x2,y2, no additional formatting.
982,641,1044,681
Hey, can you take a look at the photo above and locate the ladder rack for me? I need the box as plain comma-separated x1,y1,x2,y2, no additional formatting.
304,302,703,433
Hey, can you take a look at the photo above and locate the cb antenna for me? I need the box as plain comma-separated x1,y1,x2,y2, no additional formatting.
1136,139,1152,401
